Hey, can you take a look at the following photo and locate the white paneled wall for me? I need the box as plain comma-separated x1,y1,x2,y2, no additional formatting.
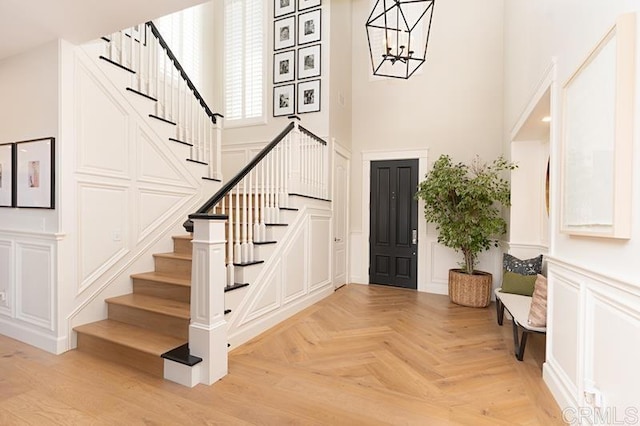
0,231,61,352
227,205,333,347
545,258,640,412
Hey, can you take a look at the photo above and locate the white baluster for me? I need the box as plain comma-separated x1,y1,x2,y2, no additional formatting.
234,186,241,264
129,27,134,71
253,164,261,242
247,171,254,262
274,147,280,224
241,176,249,262
225,194,234,287
260,161,267,241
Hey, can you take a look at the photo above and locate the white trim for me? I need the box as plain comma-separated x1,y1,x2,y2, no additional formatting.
361,148,429,292
332,139,350,287
510,58,557,141
0,316,67,354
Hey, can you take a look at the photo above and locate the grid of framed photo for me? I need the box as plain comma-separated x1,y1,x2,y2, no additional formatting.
273,0,322,116
0,137,55,209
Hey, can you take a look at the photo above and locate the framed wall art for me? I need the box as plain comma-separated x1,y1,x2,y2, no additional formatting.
274,50,296,84
15,137,55,209
298,0,321,12
274,84,295,117
274,0,295,17
561,14,635,238
298,9,321,45
297,44,321,80
0,143,14,207
297,79,320,114
274,16,296,51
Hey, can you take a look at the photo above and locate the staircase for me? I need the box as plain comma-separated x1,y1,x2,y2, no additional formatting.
72,21,333,385
74,235,193,377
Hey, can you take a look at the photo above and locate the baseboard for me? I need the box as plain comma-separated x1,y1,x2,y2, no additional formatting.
0,318,67,354
543,360,577,412
425,282,448,295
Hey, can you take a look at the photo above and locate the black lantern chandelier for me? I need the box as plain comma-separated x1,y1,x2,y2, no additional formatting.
366,0,435,79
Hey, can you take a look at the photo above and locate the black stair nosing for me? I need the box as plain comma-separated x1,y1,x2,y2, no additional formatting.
224,309,232,315
265,223,288,227
99,56,136,74
149,114,177,126
225,282,250,292
101,36,111,43
233,260,265,267
288,193,332,202
169,137,193,147
279,207,299,211
254,240,277,245
186,158,209,166
126,87,157,102
161,343,203,367
202,176,222,182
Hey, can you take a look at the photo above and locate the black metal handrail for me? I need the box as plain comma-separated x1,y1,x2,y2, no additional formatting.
183,121,296,232
146,21,223,124
298,125,327,146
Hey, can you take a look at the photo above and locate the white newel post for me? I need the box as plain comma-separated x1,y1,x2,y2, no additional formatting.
288,123,302,194
189,214,228,385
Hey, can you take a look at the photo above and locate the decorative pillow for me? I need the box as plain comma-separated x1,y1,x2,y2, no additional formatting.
503,253,543,276
528,274,548,327
500,271,537,296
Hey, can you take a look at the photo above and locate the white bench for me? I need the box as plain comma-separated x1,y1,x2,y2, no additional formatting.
494,288,546,361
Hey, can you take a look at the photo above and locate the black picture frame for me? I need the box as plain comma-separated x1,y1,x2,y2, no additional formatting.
274,16,296,51
274,84,296,117
297,44,321,80
15,137,55,209
297,79,321,114
274,49,296,84
0,143,14,207
298,0,321,12
274,0,295,18
297,9,321,46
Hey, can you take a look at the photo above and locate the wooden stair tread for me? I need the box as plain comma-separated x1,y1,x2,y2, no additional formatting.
153,252,192,260
172,235,193,241
131,271,190,287
74,320,185,356
106,294,190,319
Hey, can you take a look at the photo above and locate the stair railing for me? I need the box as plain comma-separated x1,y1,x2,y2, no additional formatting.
101,22,222,179
184,118,329,288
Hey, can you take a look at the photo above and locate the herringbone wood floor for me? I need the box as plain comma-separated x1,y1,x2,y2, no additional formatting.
0,284,563,425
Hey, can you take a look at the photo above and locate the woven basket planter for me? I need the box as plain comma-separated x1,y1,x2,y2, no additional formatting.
448,269,492,308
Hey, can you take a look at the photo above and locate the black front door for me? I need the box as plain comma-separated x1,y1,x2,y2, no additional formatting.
369,159,418,289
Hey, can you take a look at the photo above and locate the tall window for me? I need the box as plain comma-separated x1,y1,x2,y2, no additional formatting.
155,6,203,88
224,0,265,124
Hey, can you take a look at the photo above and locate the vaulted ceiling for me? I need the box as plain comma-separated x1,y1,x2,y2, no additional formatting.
0,0,207,61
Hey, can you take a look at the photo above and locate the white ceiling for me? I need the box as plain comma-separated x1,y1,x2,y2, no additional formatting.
0,0,208,61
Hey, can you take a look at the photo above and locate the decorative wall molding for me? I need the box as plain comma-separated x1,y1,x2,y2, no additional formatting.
15,241,55,331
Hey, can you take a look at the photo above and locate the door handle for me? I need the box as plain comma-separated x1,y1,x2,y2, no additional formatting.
412,230,417,245
334,238,342,242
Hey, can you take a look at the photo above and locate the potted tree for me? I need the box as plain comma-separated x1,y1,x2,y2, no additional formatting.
416,155,516,307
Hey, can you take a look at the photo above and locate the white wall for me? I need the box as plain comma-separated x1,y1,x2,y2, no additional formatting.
504,0,640,415
0,42,62,352
328,0,352,150
349,0,505,287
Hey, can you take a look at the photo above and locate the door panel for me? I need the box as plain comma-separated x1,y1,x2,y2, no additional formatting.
369,159,418,289
332,151,349,288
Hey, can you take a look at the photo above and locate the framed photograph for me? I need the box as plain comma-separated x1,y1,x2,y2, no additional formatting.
274,16,296,51
560,14,634,239
274,84,295,117
298,9,321,45
274,50,296,84
274,0,295,18
0,143,14,207
297,79,321,114
15,137,55,209
297,44,321,80
298,0,321,12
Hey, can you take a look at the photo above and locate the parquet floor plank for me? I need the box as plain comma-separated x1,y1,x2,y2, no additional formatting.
0,283,563,425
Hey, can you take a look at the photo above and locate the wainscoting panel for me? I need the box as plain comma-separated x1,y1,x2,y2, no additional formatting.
244,260,283,322
309,216,331,291
76,62,130,178
77,182,129,292
15,241,54,330
137,187,193,243
283,230,307,303
0,240,13,316
137,128,193,188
